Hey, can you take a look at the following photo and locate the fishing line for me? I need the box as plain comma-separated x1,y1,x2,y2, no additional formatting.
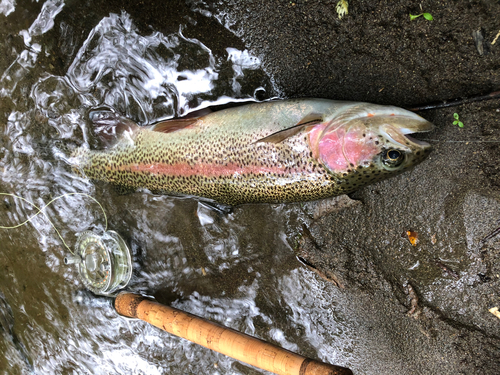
0,192,108,255
420,139,500,143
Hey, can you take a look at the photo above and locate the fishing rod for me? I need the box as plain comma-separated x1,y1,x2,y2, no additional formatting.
407,90,500,112
407,89,500,145
1,192,353,375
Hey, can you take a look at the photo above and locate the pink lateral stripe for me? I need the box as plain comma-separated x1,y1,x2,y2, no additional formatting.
117,162,289,177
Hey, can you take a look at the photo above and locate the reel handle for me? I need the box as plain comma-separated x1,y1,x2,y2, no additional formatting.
115,292,353,375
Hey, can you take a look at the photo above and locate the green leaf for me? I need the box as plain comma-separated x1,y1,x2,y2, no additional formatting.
409,14,421,21
453,121,459,125
453,113,459,120
423,13,433,21
459,123,464,128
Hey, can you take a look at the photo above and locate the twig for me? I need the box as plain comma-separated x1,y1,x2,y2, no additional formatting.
434,260,460,280
480,220,500,244
492,30,500,45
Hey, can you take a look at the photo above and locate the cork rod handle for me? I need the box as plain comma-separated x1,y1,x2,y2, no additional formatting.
115,292,353,375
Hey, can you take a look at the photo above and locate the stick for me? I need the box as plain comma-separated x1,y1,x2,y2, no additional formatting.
115,292,353,375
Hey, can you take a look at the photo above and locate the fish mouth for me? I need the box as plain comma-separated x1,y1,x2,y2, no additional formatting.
403,134,431,147
399,121,434,148
381,115,434,149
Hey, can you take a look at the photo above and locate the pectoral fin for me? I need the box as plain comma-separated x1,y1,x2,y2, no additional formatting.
89,108,139,148
255,113,323,144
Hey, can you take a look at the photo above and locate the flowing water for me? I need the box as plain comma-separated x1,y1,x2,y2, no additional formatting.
0,1,363,374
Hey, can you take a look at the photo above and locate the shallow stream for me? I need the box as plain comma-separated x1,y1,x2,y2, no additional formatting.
0,1,363,373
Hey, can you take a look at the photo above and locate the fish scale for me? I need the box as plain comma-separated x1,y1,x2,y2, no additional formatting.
71,99,433,205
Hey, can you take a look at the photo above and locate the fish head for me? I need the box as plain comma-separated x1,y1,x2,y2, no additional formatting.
309,103,433,183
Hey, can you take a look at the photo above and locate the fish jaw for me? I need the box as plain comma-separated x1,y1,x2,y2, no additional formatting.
309,106,434,176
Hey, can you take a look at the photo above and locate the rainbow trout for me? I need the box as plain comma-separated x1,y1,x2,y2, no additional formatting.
71,99,433,205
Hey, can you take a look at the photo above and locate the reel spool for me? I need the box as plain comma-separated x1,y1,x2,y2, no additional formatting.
65,231,132,296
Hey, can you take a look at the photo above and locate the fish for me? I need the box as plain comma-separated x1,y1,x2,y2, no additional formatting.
70,99,433,205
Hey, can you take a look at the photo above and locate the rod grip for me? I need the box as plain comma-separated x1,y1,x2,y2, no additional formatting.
115,292,353,375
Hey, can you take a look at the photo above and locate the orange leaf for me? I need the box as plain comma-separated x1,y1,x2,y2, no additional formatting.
406,230,419,246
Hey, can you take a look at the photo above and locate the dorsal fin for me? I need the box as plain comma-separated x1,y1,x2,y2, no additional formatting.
255,113,323,144
150,117,201,133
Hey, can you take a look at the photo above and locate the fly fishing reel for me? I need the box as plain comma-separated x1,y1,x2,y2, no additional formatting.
64,231,132,296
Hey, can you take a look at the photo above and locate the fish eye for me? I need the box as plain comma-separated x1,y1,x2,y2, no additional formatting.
382,149,405,168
